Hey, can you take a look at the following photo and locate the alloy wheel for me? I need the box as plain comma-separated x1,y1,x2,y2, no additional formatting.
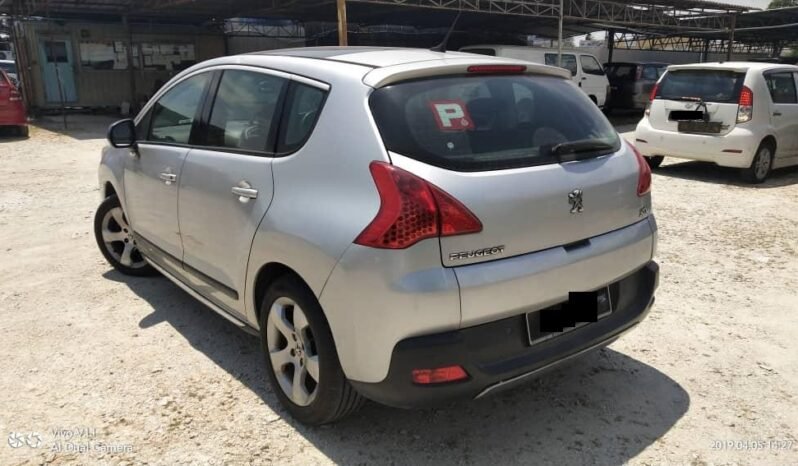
266,297,320,406
100,207,148,269
755,147,772,181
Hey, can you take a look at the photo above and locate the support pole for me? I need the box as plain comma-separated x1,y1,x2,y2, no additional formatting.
606,29,615,64
726,13,736,62
337,0,348,46
557,0,563,67
124,15,137,114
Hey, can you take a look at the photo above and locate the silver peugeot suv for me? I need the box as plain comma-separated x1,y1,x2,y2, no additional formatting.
95,47,659,425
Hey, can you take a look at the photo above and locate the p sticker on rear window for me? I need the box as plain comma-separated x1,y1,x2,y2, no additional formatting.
429,100,474,131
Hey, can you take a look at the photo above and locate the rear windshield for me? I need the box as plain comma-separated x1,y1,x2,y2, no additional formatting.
657,69,745,103
606,64,637,81
369,75,620,171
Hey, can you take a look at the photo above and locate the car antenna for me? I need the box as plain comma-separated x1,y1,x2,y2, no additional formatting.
430,11,462,53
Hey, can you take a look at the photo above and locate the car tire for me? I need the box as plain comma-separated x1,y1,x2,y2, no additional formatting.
93,194,158,276
17,125,29,138
260,275,365,425
645,155,664,169
742,142,773,184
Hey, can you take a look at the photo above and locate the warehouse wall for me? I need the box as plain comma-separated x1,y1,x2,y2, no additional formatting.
18,21,224,111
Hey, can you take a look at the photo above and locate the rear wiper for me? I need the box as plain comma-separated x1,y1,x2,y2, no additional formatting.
551,140,615,161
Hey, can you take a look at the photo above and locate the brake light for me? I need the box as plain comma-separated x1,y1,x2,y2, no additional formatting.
649,83,659,102
412,365,468,384
354,161,482,249
628,142,652,196
467,64,526,74
737,86,753,123
9,89,22,102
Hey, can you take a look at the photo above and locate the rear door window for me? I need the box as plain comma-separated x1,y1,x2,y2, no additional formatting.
642,65,663,81
606,64,637,81
656,69,745,103
277,83,327,154
205,70,287,152
369,74,620,172
765,72,798,104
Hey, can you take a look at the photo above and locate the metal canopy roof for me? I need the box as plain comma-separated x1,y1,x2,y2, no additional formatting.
4,0,749,36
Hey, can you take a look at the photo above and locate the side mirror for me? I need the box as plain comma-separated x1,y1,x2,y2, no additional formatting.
108,119,136,148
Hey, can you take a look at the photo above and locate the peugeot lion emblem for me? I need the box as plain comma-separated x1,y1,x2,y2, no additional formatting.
568,189,584,214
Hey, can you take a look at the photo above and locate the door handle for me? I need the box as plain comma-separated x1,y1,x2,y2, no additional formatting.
232,182,258,202
773,112,783,117
159,172,177,185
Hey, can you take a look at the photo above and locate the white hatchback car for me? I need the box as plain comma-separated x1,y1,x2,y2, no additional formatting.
634,62,798,183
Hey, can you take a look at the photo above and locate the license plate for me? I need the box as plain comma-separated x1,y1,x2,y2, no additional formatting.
678,120,722,134
525,288,613,346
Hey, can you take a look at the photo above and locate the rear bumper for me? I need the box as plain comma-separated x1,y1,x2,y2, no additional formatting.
634,118,760,168
0,103,28,126
351,261,659,408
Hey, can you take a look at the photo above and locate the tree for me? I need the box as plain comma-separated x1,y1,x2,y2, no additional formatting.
768,0,797,8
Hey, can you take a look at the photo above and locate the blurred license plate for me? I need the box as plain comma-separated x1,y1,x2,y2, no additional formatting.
525,288,613,345
678,121,722,133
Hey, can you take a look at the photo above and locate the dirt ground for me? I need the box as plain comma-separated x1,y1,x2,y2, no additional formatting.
1,115,796,465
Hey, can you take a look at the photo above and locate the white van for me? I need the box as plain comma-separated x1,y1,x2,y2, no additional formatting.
460,45,610,107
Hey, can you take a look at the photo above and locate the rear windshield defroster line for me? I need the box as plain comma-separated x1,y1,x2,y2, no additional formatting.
369,74,621,172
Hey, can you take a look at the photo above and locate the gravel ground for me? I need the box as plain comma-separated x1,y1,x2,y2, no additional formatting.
1,115,796,465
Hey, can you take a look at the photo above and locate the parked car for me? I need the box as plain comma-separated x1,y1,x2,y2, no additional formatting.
0,59,19,88
604,61,668,112
95,47,658,425
0,69,27,137
460,45,610,108
635,62,798,182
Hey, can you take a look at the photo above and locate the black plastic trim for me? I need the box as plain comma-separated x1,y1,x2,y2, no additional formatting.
350,261,659,408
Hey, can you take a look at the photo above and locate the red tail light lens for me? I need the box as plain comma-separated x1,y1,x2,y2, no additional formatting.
9,89,22,102
628,142,652,196
412,365,468,384
355,162,482,249
737,86,753,123
467,64,526,74
649,83,659,102
739,86,753,106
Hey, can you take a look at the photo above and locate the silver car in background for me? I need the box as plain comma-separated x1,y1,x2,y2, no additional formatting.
95,47,659,425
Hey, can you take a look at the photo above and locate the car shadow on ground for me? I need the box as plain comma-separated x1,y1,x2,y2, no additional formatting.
655,160,798,188
106,270,689,464
0,126,27,142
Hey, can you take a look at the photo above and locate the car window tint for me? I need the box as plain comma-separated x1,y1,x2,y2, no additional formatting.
369,75,619,172
657,70,745,103
765,72,797,104
606,64,636,81
545,54,577,76
206,70,287,152
278,83,326,154
642,66,660,80
580,55,604,75
149,73,210,144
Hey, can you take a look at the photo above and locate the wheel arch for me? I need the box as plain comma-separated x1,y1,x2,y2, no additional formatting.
761,135,777,153
253,262,306,322
102,181,117,199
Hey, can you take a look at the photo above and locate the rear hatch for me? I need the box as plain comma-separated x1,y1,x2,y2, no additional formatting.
606,63,639,104
368,71,644,267
649,67,747,136
0,71,10,107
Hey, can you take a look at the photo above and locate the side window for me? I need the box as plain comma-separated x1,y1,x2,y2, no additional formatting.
544,54,577,76
765,72,798,104
642,65,660,81
580,55,604,76
149,73,210,144
277,83,326,154
206,70,287,152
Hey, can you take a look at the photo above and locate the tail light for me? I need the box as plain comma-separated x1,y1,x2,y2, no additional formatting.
412,365,468,384
737,86,753,124
649,83,659,102
628,142,652,196
354,161,482,249
645,83,659,117
9,88,22,102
